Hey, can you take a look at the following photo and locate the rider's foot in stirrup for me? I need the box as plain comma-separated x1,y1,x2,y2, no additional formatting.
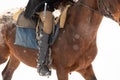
37,65,51,76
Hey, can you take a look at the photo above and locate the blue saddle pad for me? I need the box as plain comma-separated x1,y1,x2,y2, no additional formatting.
14,27,39,49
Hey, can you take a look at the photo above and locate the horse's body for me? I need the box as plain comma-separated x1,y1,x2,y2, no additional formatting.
1,0,120,80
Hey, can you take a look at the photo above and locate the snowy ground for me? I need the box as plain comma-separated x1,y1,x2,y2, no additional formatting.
1,0,120,80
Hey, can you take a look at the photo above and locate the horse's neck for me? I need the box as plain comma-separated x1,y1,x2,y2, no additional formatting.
65,0,103,39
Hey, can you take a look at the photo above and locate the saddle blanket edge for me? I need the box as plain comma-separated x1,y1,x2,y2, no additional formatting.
14,27,39,49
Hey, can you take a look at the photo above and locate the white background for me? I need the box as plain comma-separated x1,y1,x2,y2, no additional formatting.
1,0,120,80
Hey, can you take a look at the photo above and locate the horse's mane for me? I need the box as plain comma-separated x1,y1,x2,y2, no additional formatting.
98,0,120,19
103,0,120,13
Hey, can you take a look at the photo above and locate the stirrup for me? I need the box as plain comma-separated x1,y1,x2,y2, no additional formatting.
37,65,51,76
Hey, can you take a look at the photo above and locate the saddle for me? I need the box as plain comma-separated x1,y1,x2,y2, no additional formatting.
14,5,70,49
13,5,70,28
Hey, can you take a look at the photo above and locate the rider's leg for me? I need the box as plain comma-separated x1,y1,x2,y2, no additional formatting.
37,11,53,76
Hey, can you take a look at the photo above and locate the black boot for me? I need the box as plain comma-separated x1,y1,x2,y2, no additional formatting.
37,31,51,76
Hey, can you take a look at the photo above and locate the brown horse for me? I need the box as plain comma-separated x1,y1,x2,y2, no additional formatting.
1,0,120,80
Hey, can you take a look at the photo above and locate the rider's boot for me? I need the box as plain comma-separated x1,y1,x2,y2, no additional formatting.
37,30,51,76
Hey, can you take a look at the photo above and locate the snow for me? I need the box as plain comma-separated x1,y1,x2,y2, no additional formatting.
0,0,28,13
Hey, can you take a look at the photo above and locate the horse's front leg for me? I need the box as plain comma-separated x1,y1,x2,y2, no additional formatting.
77,64,97,80
56,67,69,80
2,55,20,80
